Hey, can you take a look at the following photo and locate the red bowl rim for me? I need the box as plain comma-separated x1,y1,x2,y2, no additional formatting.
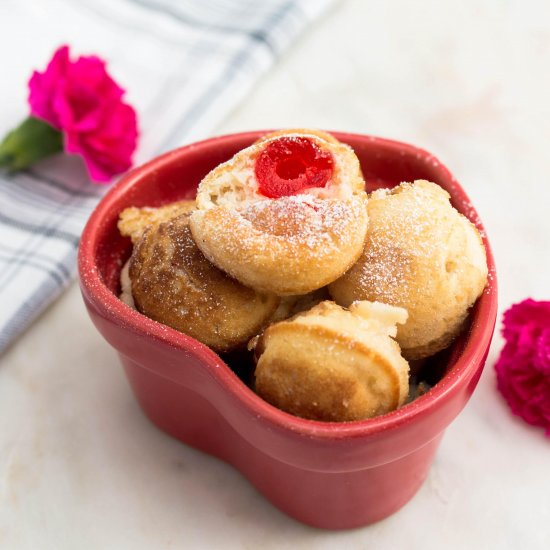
78,130,498,441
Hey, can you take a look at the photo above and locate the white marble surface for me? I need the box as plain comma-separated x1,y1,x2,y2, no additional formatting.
2,1,550,548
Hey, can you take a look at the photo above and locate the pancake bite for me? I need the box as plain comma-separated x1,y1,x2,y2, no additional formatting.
127,211,279,353
118,200,197,308
118,200,196,244
189,130,369,295
329,180,488,360
254,300,410,422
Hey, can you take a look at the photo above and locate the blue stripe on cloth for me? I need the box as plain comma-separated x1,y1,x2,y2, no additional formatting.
26,170,106,199
0,211,80,247
0,243,72,280
0,251,66,286
0,249,76,352
128,0,277,52
0,194,80,294
0,177,93,216
158,1,294,150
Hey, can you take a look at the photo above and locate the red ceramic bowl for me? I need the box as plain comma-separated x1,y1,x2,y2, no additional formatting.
78,131,497,530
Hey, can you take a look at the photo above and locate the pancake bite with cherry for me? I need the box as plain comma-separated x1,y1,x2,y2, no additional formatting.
189,130,369,295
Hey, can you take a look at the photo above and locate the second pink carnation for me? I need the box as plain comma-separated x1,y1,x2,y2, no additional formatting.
495,299,550,436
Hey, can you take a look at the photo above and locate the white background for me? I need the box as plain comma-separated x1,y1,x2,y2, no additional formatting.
1,0,550,548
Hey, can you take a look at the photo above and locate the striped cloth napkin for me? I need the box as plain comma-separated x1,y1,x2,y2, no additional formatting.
0,0,335,354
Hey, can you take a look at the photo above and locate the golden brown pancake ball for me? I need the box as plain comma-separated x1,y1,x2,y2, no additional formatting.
329,180,488,360
254,300,410,421
128,212,279,352
118,200,196,244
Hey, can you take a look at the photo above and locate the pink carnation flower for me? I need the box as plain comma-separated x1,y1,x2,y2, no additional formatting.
28,45,138,182
495,299,550,436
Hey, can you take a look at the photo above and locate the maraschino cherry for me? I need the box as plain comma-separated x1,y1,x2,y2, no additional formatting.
255,136,334,198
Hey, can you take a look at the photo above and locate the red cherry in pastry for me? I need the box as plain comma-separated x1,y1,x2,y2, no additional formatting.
255,137,334,198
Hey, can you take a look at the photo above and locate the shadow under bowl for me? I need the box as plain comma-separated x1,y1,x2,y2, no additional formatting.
78,131,498,529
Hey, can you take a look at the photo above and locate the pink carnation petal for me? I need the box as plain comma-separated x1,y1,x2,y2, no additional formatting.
28,45,70,127
61,56,123,131
70,56,123,99
495,299,550,437
503,299,550,341
65,101,138,182
64,131,112,183
534,329,550,375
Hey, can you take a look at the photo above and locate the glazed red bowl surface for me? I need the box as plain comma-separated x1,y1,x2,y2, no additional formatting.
78,131,497,529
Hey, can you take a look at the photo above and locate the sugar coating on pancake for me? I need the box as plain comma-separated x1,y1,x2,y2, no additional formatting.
118,200,196,244
254,300,410,422
329,180,488,360
128,212,279,353
191,194,369,295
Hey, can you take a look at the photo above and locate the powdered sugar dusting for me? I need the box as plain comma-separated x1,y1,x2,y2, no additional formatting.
239,195,363,250
190,193,369,294
356,181,451,300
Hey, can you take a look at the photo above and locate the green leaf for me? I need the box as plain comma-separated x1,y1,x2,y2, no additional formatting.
0,116,63,172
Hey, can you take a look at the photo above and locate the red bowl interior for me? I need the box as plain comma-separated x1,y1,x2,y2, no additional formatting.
79,130,498,447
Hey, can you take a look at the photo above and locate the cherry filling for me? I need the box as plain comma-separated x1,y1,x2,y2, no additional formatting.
254,136,334,198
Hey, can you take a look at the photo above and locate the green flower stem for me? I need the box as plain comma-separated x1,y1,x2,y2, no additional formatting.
0,116,63,172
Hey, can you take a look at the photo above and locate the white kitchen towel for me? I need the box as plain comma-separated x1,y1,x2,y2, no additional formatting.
0,0,335,354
